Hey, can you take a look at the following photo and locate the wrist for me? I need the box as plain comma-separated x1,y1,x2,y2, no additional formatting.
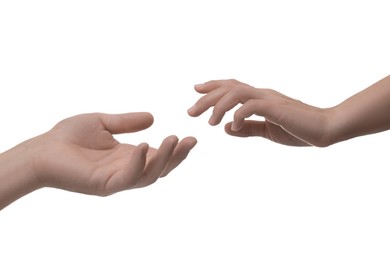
312,107,339,147
325,105,351,146
0,138,42,210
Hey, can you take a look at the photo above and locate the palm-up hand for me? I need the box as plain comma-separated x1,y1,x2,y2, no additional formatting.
31,112,197,195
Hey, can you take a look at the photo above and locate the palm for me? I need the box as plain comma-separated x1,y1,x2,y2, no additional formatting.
35,113,196,196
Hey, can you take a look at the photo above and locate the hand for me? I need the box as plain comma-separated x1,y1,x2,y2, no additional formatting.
28,112,197,196
188,79,334,147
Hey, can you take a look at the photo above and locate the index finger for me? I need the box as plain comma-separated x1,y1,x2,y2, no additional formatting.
188,86,231,117
194,80,224,94
188,79,242,117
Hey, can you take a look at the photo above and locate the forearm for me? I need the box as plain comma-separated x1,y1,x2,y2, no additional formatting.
331,75,390,144
0,141,40,210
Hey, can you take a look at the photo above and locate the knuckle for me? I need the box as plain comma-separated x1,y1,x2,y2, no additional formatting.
243,99,261,111
245,98,258,106
205,79,217,85
222,79,239,90
227,78,239,84
230,85,242,95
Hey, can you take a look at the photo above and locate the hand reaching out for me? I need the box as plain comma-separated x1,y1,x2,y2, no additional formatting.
0,112,197,210
188,76,390,147
2,75,389,211
187,79,333,147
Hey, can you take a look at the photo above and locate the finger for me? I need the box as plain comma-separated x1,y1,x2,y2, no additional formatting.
225,121,310,146
159,136,197,177
104,142,149,194
231,99,274,131
193,80,223,94
100,112,154,134
187,86,230,117
137,135,179,188
225,121,268,138
209,85,256,125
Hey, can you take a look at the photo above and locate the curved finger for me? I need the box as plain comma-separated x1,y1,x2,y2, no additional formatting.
188,86,231,117
209,85,257,125
100,112,154,134
104,142,149,194
231,99,277,131
136,135,179,188
159,136,197,178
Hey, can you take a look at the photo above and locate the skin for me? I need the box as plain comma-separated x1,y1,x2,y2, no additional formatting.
188,75,390,147
0,112,197,210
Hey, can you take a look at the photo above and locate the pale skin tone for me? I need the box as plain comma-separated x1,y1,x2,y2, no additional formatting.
0,112,197,210
188,75,390,147
2,76,389,211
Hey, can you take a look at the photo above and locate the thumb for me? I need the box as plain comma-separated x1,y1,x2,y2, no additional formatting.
100,112,154,134
224,120,268,138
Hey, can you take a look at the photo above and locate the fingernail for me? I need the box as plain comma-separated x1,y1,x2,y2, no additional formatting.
194,83,204,89
187,105,196,114
231,122,240,131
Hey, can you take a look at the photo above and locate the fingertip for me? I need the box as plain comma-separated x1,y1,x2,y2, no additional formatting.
133,143,149,166
159,136,197,178
134,112,154,128
194,83,212,94
166,135,179,146
143,112,154,126
194,83,204,90
187,105,198,116
231,116,244,131
101,112,155,134
209,113,224,126
189,136,198,145
224,121,242,134
138,142,149,153
231,122,242,132
208,116,217,126
183,136,198,148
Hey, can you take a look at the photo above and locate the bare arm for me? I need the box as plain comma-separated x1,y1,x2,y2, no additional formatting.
188,75,390,147
0,112,197,210
0,142,39,210
331,75,390,144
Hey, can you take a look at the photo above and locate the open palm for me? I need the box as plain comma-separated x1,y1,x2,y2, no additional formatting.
33,112,197,196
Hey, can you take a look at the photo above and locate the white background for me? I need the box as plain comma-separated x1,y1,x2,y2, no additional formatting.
1,1,390,259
